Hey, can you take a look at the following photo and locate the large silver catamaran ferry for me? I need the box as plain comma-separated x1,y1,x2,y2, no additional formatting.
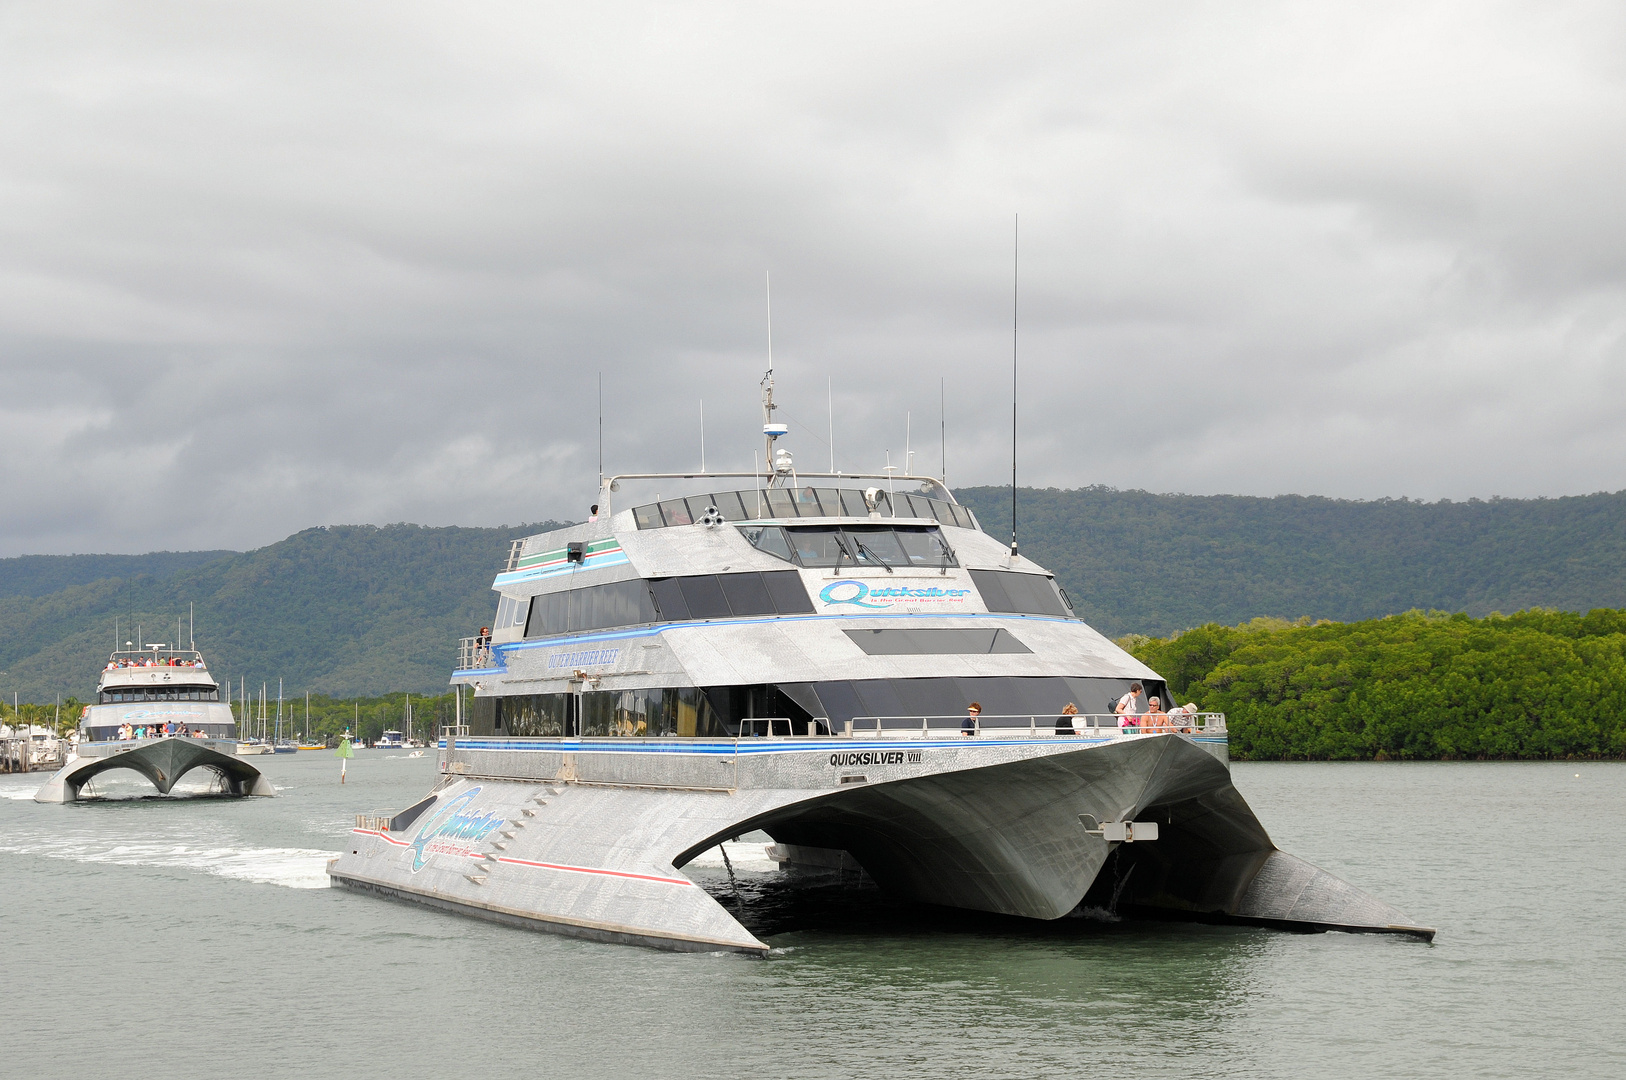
35,642,274,802
329,374,1432,952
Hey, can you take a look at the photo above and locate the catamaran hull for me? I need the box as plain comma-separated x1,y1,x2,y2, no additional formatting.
33,737,276,803
326,733,1432,954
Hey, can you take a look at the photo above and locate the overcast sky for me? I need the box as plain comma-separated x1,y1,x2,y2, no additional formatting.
3,1,1624,556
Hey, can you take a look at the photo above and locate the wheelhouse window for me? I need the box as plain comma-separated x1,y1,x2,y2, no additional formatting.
743,524,958,570
98,686,220,703
630,485,976,530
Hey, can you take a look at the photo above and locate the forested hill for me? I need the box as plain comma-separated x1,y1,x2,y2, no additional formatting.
0,551,235,598
0,523,562,703
3,485,1624,703
954,486,1626,638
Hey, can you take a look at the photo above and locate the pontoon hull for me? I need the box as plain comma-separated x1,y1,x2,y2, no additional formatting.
33,737,276,803
327,733,1432,953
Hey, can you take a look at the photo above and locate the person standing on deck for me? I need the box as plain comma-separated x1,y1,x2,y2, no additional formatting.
963,702,982,736
1116,682,1146,728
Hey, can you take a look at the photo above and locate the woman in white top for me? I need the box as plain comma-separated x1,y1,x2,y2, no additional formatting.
1115,682,1145,728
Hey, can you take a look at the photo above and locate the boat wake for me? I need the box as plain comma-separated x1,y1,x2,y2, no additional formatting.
0,831,335,889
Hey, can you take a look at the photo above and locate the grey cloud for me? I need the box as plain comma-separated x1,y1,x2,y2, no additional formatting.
2,1,1624,556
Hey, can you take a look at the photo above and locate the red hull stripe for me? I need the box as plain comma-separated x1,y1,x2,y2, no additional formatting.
351,828,693,886
493,856,693,887
354,828,411,847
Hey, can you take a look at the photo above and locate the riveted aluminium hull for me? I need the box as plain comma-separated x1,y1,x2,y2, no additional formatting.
326,731,1432,952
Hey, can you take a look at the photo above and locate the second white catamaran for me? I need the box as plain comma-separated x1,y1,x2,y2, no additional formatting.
329,374,1432,952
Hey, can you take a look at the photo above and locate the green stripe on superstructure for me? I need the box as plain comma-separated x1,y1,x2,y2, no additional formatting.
513,538,623,570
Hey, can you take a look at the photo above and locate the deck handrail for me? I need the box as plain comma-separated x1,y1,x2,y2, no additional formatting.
847,712,1227,736
457,637,494,671
429,713,1226,746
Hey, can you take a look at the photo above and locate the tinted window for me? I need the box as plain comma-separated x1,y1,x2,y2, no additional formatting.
851,529,906,569
525,590,569,637
843,629,1031,655
633,503,663,530
742,524,795,562
525,579,658,637
789,527,850,567
650,572,813,619
649,578,690,621
579,578,657,631
810,676,1166,730
711,491,749,521
764,488,798,518
496,694,567,737
720,572,775,616
900,494,932,519
660,499,693,526
678,575,731,619
896,527,953,567
970,568,1010,611
761,570,815,613
751,523,958,568
839,489,869,516
970,569,1070,617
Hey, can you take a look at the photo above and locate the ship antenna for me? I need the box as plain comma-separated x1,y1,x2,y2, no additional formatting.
760,270,788,485
940,376,946,485
700,397,706,472
597,372,604,488
828,376,835,474
1010,213,1019,560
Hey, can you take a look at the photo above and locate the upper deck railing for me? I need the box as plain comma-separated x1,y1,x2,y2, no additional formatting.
102,645,207,671
458,637,494,671
432,713,1226,745
846,712,1226,737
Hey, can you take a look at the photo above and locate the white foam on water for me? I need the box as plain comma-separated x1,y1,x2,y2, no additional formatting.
685,840,781,873
0,831,335,888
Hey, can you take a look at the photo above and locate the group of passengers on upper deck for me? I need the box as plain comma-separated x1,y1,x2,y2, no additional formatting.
960,684,1202,736
115,721,205,740
105,657,203,670
1110,682,1201,733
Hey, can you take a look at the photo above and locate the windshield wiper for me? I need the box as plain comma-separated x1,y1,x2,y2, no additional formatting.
832,533,859,569
853,538,895,573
